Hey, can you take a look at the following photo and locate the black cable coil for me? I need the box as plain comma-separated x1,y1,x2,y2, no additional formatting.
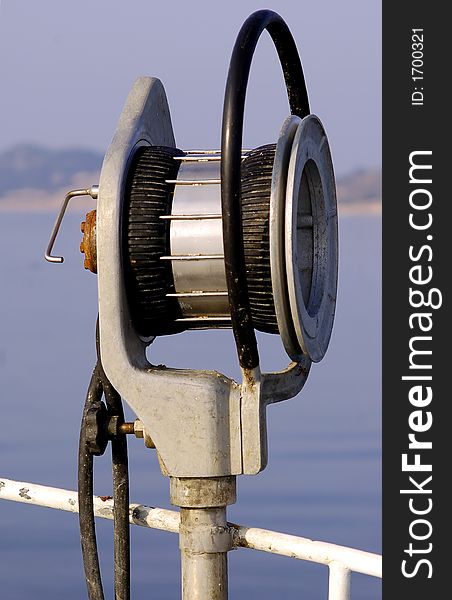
78,323,130,600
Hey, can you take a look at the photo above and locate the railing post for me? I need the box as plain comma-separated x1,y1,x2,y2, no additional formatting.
328,561,351,600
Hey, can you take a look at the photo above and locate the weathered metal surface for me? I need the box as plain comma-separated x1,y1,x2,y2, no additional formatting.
171,477,235,600
0,477,180,532
170,476,236,508
180,507,230,600
180,508,232,553
80,209,97,273
239,366,267,474
261,359,311,405
0,478,382,580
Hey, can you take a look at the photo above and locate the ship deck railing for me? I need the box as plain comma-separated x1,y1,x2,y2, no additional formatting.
0,477,382,600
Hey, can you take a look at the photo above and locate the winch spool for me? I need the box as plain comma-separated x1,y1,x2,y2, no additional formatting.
119,115,337,362
124,145,184,337
45,11,338,365
123,143,279,337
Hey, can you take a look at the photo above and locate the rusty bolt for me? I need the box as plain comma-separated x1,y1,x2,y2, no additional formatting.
119,422,136,435
80,209,97,273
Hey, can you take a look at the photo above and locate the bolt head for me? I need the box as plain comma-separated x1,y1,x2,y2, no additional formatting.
134,419,145,438
85,401,109,456
79,210,97,273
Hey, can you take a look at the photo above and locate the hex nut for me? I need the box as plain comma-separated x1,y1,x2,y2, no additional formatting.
133,420,155,448
134,419,144,439
80,209,97,273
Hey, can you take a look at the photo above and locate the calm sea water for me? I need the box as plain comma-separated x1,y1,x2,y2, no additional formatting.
0,212,381,599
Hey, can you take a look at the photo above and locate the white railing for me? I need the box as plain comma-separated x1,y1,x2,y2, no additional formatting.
0,478,382,600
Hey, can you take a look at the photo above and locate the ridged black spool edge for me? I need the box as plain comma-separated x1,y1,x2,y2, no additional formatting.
241,144,278,333
123,146,184,337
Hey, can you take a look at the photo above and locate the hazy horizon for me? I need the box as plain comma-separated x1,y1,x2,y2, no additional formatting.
0,3,381,598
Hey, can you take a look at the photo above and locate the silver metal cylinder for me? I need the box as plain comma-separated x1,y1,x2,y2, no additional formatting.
167,157,229,323
171,476,236,600
180,507,229,600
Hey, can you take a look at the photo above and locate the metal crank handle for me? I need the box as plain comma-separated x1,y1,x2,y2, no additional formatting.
44,185,99,263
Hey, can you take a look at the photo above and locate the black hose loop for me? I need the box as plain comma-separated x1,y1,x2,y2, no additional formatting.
78,363,105,600
221,9,310,369
78,321,130,600
97,362,130,600
96,320,131,600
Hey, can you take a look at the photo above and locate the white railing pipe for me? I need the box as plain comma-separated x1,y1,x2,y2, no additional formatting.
0,477,381,580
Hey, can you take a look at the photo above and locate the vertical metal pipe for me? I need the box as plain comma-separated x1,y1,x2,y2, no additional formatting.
180,507,229,600
328,561,351,600
170,477,236,600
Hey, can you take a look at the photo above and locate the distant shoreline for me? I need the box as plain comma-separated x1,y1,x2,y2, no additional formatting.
0,198,381,216
339,201,381,216
0,154,381,217
1,146,381,217
0,184,98,215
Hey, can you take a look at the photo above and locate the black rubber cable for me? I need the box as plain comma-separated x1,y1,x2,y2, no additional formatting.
96,326,130,600
78,322,130,600
221,9,310,369
78,362,105,600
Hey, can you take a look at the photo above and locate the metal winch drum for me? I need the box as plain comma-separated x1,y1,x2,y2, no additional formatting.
121,113,337,364
47,98,338,364
45,9,338,478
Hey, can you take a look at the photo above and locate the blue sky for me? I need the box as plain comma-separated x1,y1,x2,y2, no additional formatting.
0,0,381,175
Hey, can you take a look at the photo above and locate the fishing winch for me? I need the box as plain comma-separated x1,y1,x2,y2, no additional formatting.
45,9,338,600
78,116,336,360
47,85,337,474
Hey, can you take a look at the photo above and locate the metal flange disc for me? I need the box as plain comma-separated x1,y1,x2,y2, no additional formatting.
269,115,304,360
285,114,338,362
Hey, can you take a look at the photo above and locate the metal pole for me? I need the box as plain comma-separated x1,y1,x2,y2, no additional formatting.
180,507,229,599
170,476,236,600
328,561,351,600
